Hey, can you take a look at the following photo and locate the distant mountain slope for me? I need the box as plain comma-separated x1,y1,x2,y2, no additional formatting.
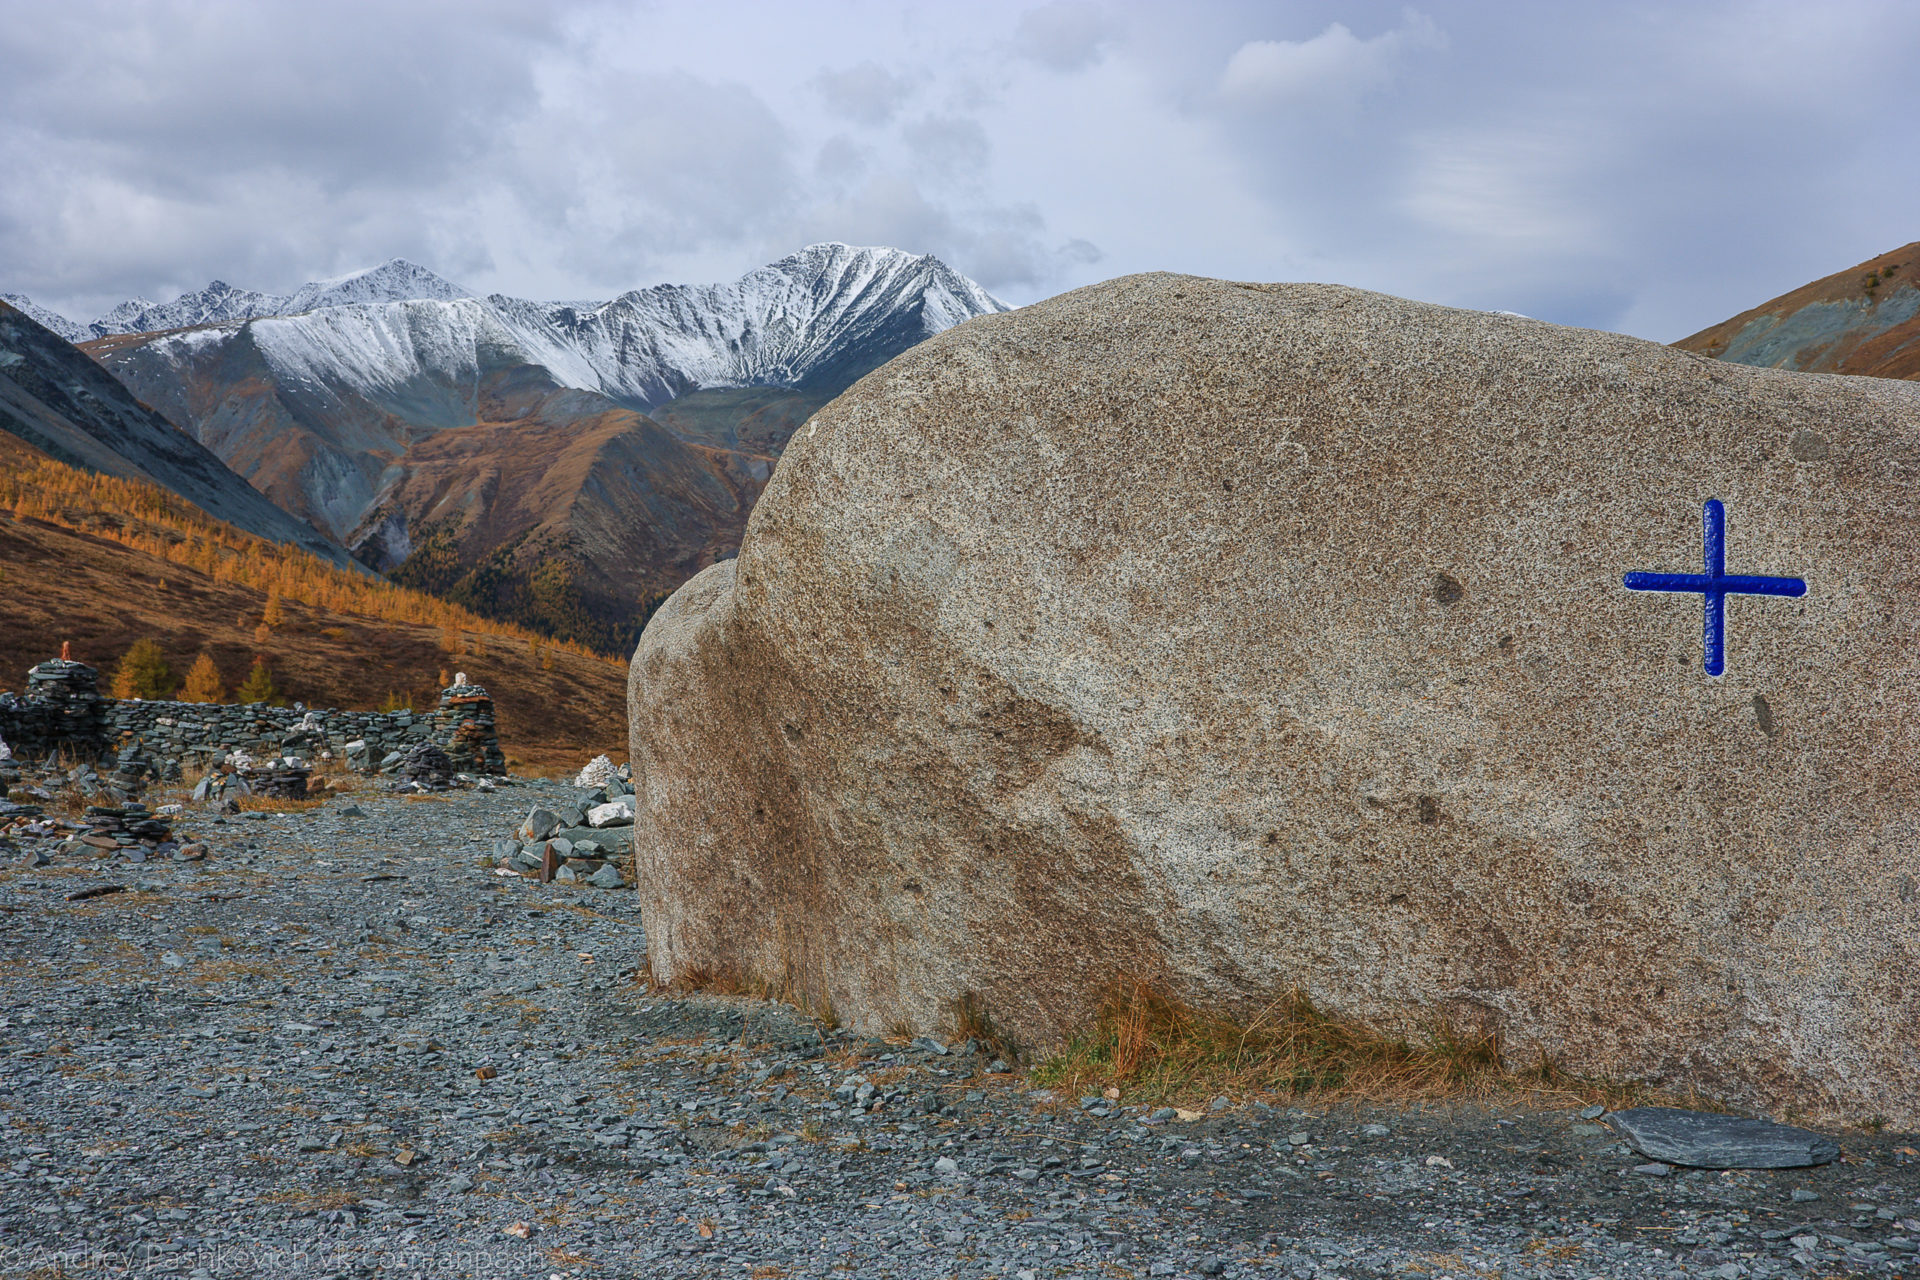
363,376,768,654
0,431,624,771
69,245,1005,649
1674,241,1920,380
1,293,89,343
15,259,475,341
0,301,355,568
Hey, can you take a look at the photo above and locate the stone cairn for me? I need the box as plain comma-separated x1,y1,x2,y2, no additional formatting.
4,648,111,759
394,741,455,790
493,758,635,890
74,803,176,862
434,676,508,775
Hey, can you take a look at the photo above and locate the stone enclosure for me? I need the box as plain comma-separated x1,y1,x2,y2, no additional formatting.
0,656,507,780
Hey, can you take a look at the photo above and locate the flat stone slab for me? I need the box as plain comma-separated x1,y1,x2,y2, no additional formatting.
1606,1107,1839,1169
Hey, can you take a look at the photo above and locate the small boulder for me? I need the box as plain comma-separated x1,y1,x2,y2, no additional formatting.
518,807,559,843
587,799,634,828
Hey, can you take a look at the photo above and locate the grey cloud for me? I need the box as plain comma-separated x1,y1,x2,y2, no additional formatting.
1217,12,1445,107
510,69,800,281
1013,2,1117,72
791,175,1090,293
901,116,992,182
0,0,579,313
814,135,872,182
813,61,916,126
5,0,1917,342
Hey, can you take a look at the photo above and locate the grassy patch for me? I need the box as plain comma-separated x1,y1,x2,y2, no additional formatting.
231,795,329,814
1031,979,1621,1108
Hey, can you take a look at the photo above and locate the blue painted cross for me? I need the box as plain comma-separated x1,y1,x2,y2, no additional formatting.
1623,498,1805,677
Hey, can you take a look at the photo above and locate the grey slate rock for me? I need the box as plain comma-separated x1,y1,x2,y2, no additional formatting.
588,864,625,889
555,824,630,853
519,807,559,842
1607,1107,1840,1169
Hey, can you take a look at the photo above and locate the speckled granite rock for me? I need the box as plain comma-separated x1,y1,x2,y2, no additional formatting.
628,274,1920,1125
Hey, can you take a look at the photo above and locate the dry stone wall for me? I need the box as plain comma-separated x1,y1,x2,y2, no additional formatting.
0,659,506,778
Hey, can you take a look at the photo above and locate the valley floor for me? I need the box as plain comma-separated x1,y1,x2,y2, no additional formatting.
0,784,1912,1279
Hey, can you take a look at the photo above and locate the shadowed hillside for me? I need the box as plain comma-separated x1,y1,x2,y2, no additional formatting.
0,433,625,772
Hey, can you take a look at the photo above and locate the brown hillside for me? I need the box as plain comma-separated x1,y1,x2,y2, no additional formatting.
373,396,765,654
1674,241,1920,380
0,433,625,773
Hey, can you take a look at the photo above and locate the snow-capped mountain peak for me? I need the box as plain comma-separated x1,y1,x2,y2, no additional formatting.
26,245,1009,418
6,259,479,341
283,259,472,313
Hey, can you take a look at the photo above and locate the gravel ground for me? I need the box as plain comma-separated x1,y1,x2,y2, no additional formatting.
2,781,1916,1279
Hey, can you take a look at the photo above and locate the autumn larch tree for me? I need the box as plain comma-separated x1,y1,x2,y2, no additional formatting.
111,638,173,700
181,652,225,703
237,656,280,706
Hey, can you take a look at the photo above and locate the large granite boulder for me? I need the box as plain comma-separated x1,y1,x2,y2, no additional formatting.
628,275,1920,1124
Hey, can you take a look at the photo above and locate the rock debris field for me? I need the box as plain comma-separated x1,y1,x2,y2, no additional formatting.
2,783,1917,1279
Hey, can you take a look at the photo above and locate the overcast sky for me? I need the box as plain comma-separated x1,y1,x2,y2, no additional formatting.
3,0,1916,340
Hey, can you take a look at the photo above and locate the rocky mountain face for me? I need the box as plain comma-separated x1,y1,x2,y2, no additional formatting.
59,245,1005,650
0,301,352,567
1674,240,1920,380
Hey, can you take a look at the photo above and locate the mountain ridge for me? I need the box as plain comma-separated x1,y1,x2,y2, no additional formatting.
62,244,1004,651
1674,241,1920,381
0,300,355,568
13,244,1002,367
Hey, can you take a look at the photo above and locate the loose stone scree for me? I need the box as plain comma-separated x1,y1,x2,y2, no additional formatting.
1623,498,1806,677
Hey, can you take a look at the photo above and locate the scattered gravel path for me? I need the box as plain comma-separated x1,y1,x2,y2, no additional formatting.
2,783,1915,1278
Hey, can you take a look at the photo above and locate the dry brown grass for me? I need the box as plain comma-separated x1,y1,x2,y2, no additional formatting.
661,963,842,1030
230,795,329,814
1031,978,1631,1109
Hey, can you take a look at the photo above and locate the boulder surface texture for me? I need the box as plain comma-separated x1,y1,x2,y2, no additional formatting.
628,275,1920,1125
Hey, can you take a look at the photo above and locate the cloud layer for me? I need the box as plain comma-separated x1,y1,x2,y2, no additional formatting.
3,0,1917,340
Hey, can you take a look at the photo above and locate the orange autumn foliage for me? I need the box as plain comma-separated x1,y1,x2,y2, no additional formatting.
0,451,623,666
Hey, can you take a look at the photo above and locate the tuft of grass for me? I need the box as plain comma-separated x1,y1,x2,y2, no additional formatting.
1032,978,1574,1107
231,795,328,814
952,991,1018,1062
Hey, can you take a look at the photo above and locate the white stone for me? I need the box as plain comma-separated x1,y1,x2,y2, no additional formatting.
574,754,616,788
587,799,635,828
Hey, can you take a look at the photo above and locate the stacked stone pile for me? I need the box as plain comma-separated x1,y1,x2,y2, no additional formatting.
0,660,110,758
255,757,312,799
391,741,454,790
191,753,313,803
68,802,178,863
494,759,634,889
434,678,507,776
106,738,164,796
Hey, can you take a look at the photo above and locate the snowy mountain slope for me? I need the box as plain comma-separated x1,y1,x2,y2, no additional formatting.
0,300,356,568
15,259,474,341
1,294,89,344
485,242,1010,406
72,244,1005,646
82,243,1006,413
